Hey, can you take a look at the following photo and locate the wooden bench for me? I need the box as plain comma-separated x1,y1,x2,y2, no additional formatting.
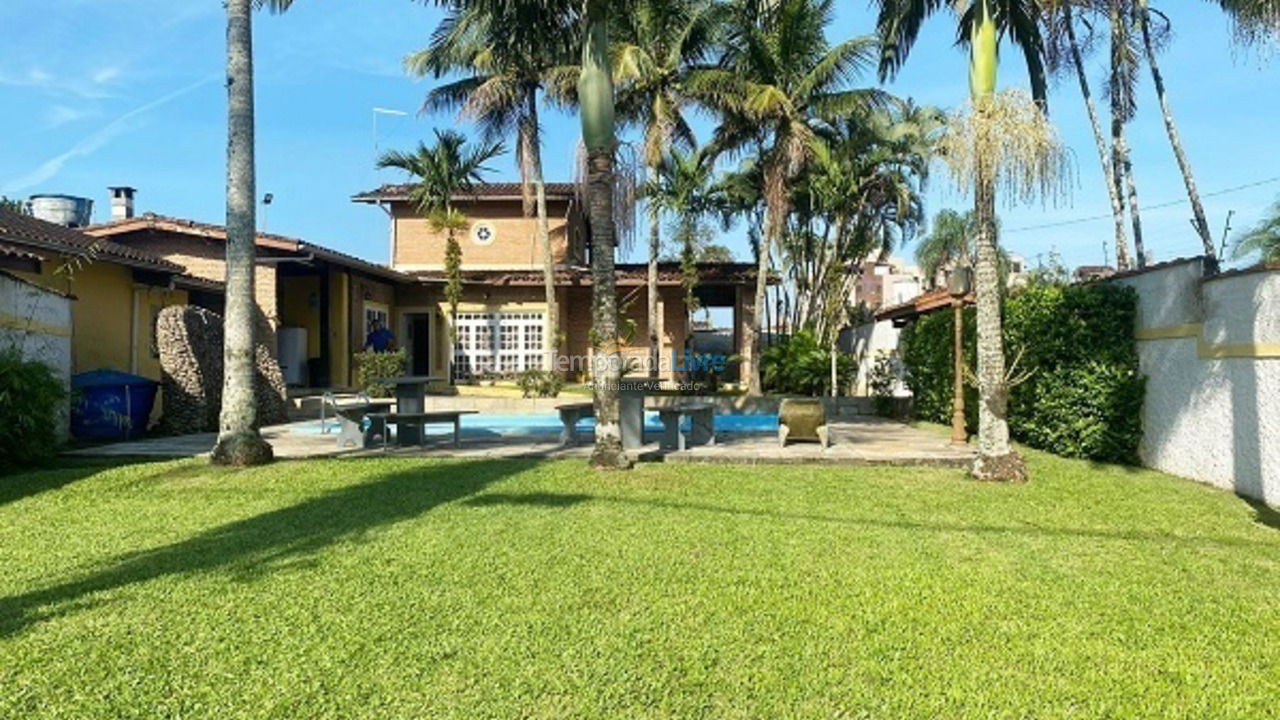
366,410,478,450
649,403,715,451
556,402,594,446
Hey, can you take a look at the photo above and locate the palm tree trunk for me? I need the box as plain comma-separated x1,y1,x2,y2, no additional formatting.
580,0,629,469
522,95,559,372
1109,4,1142,268
647,202,661,379
1137,0,1217,265
968,0,1025,482
212,0,272,466
745,205,773,396
1066,5,1131,269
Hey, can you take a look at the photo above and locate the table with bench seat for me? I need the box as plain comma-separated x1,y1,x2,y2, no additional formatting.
650,403,716,451
366,410,478,450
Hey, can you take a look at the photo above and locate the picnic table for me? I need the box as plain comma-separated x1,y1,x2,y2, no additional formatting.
649,403,716,451
332,400,395,449
390,376,433,444
366,410,478,449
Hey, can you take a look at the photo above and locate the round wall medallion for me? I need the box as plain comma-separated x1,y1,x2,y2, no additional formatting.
471,222,496,246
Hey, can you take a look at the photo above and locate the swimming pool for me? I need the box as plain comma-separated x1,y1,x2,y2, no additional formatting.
300,412,778,439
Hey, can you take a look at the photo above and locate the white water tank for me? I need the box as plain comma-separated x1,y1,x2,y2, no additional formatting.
277,327,309,386
29,194,94,227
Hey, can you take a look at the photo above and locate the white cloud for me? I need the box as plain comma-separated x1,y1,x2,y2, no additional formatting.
92,66,121,85
3,77,214,194
45,104,96,128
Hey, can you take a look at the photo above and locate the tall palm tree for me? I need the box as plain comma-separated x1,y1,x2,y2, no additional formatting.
408,1,578,371
613,0,726,377
875,0,1054,482
714,0,885,396
377,130,505,365
580,0,632,469
430,0,632,469
213,0,297,466
1135,1,1217,264
1045,1,1133,268
1106,0,1147,268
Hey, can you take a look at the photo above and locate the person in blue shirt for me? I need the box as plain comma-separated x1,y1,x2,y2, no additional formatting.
364,320,396,352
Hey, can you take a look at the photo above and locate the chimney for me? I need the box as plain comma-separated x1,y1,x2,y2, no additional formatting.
108,186,136,221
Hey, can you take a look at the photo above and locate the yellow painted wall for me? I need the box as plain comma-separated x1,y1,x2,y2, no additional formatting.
328,271,350,387
15,261,184,380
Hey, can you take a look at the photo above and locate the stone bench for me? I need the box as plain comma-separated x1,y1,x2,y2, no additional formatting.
650,403,716,451
366,410,478,449
556,402,594,446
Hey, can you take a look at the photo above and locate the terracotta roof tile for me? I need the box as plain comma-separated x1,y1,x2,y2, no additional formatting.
0,208,182,273
352,182,577,203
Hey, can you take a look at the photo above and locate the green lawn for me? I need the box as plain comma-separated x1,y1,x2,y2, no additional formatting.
1,452,1277,718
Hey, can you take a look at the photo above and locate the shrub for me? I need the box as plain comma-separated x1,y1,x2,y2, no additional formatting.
761,330,856,396
898,282,1144,464
354,349,408,398
0,347,67,471
517,369,564,398
868,350,902,418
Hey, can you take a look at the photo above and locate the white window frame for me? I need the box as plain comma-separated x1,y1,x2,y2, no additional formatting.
453,311,544,379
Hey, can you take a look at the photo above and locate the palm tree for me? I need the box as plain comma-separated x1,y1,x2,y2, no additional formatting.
1134,1,1217,264
1213,0,1280,43
1233,197,1280,265
580,0,632,469
916,209,976,287
408,1,577,372
434,0,633,469
212,0,297,466
613,0,726,378
714,0,886,396
377,130,505,368
1044,1,1133,268
642,147,720,330
874,0,1057,482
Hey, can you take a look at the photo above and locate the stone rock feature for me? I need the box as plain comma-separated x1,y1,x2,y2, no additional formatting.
156,306,287,434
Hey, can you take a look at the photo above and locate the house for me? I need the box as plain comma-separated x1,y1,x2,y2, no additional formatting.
351,182,760,384
1,206,209,385
85,182,759,389
88,193,413,389
851,258,923,312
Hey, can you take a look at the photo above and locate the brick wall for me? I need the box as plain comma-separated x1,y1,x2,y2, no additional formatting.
391,199,575,270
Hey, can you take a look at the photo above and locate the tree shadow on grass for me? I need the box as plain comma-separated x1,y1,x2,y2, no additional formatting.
465,492,1280,550
0,458,532,639
0,457,169,509
1241,495,1280,532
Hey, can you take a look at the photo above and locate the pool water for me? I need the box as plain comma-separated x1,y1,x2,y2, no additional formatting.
302,412,778,439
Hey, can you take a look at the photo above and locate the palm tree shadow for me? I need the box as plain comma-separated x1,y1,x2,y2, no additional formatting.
1241,495,1280,532
0,458,530,638
0,457,168,509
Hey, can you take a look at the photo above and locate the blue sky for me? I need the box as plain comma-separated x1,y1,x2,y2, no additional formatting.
2,0,1278,271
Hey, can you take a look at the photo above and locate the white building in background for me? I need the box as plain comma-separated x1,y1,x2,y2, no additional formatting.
851,258,923,312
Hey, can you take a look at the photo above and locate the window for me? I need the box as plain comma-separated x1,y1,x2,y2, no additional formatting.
453,311,545,379
365,303,390,335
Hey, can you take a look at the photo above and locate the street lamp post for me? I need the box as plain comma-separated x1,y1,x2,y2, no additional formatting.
948,267,972,445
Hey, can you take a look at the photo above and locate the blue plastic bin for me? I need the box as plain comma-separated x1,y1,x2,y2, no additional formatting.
70,370,158,440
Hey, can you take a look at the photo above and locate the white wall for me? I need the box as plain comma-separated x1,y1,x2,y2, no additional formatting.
1110,260,1279,505
0,271,73,439
842,319,909,397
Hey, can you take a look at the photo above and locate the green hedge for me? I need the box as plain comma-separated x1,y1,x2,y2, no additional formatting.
0,348,67,472
900,282,1145,464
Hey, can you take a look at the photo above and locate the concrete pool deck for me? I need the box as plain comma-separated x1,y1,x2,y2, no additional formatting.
66,417,975,467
